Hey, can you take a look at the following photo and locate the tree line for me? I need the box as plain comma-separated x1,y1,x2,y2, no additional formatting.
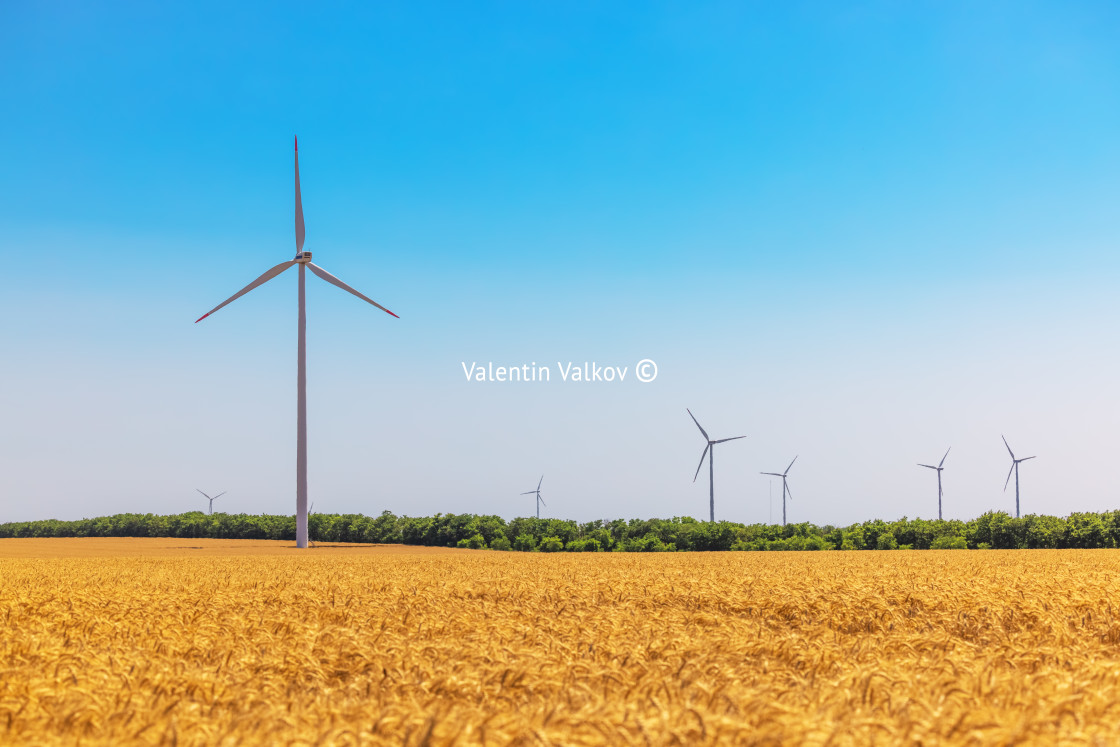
2,510,1119,551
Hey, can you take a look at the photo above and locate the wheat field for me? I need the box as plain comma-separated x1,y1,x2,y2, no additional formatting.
2,539,1119,745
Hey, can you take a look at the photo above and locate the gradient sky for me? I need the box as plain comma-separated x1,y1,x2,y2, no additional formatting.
3,1,1120,526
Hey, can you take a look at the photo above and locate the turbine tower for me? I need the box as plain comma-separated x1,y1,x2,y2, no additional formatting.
521,476,546,519
761,456,797,526
1002,435,1036,518
917,447,950,520
687,409,746,523
196,489,226,516
195,137,398,548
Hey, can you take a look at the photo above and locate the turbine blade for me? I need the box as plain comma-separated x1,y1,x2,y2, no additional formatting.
295,136,305,253
693,444,710,482
519,491,535,495
537,475,544,491
785,455,798,474
785,482,793,501
761,472,783,477
196,489,211,499
213,492,226,500
939,446,951,468
918,464,937,470
686,409,709,441
1004,462,1015,491
195,260,297,322
538,495,547,508
1021,456,1036,461
1002,434,1015,459
713,436,746,444
307,263,399,318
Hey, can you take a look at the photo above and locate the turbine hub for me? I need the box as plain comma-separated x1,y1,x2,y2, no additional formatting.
295,251,312,264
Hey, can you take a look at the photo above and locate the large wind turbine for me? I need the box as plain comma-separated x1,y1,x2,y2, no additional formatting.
917,447,950,520
687,409,746,522
761,456,797,526
521,476,546,519
195,137,398,548
1002,435,1035,518
197,489,226,516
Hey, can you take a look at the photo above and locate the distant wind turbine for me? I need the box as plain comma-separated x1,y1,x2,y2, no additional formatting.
521,476,546,519
761,456,797,526
195,137,398,549
687,409,746,522
197,489,226,516
917,447,950,520
1002,435,1036,518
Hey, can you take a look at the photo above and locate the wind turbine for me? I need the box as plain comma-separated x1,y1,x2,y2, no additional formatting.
195,137,398,548
917,447,950,520
520,476,546,519
760,456,797,526
687,409,746,523
197,489,226,516
1002,435,1036,518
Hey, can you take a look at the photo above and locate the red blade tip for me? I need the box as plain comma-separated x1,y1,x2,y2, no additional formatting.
195,313,210,323
294,135,298,151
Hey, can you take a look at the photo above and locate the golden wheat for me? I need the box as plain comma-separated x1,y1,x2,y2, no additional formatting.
2,539,1120,745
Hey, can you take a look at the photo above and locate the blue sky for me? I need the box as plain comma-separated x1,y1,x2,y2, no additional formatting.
3,1,1120,525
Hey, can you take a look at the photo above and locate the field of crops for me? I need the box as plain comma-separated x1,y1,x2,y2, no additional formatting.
2,539,1120,745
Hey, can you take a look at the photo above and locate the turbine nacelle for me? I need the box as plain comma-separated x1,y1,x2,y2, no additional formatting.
295,251,313,263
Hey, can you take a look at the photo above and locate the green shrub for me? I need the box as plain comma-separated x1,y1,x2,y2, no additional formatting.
977,542,991,550
876,533,898,550
513,534,537,552
489,536,511,551
456,533,486,550
931,535,968,550
623,534,675,552
538,536,564,553
566,537,602,552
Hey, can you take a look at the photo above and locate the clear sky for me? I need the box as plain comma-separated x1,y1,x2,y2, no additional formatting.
3,1,1119,526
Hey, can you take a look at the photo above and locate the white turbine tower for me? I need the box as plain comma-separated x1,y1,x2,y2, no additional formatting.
521,476,546,519
1002,435,1036,519
687,409,746,523
917,447,950,520
197,489,226,516
760,456,797,527
196,137,398,548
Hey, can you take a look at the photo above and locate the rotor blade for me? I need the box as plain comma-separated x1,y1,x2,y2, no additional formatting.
538,495,547,508
1020,456,1036,462
195,260,297,322
785,481,793,501
761,472,783,477
713,435,746,444
785,455,798,474
918,464,937,470
1002,434,1015,460
213,492,226,500
295,136,305,253
1004,462,1015,491
307,263,399,318
686,409,709,441
693,444,710,482
537,475,544,491
939,446,951,468
519,491,536,495
196,489,211,499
